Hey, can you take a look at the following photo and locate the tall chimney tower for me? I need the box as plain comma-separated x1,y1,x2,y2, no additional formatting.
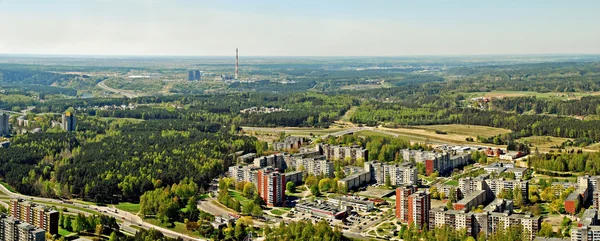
235,48,239,80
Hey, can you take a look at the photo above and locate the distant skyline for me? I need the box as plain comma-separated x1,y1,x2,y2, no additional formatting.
0,0,599,56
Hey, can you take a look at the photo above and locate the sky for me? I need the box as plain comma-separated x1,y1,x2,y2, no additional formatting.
0,0,599,56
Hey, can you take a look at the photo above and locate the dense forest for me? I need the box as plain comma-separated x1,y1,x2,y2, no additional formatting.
0,118,257,203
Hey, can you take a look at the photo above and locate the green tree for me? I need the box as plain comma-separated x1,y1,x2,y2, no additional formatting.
109,232,117,241
252,204,263,217
286,181,296,193
385,175,392,187
242,182,255,198
310,184,321,197
538,222,554,237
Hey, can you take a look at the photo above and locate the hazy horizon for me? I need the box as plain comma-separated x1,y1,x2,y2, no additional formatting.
1,0,599,56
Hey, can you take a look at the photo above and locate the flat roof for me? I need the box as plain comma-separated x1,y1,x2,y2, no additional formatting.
456,190,485,204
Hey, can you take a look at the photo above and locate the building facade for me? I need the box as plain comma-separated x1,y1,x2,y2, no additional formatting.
0,113,9,136
9,199,58,235
61,112,76,132
396,185,417,223
0,214,45,241
257,169,286,207
407,191,430,229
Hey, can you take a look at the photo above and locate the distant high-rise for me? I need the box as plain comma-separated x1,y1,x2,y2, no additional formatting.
61,112,76,132
0,112,9,136
235,48,239,80
194,70,201,81
188,71,195,81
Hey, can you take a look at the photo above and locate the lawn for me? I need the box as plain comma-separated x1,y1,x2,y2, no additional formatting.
444,180,459,186
230,190,253,206
270,209,285,216
144,218,200,238
116,202,141,214
58,228,74,237
518,136,571,150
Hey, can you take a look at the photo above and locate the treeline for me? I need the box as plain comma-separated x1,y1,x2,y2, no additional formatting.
351,104,600,142
32,92,355,128
490,96,600,116
263,220,348,241
528,150,599,174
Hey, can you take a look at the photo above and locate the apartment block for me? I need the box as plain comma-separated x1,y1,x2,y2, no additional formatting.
425,153,471,176
429,209,475,236
257,168,286,207
9,199,58,235
396,185,418,223
0,214,45,241
407,191,430,229
366,161,418,186
454,190,486,212
337,171,371,190
61,112,76,132
254,153,285,170
295,157,334,178
0,113,9,136
317,144,368,162
572,225,600,241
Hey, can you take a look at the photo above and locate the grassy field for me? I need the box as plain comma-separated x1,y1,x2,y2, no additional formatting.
379,126,508,147
58,228,74,237
518,136,571,151
144,218,200,238
417,124,511,138
230,190,253,206
270,209,285,216
116,202,141,214
444,180,459,186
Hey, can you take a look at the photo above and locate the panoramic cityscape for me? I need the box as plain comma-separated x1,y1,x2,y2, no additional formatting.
1,1,600,241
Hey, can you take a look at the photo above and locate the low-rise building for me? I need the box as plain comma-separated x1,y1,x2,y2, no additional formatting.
295,201,348,220
327,196,374,212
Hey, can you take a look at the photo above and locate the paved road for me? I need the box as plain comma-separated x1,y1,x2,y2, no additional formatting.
97,80,138,98
0,184,207,241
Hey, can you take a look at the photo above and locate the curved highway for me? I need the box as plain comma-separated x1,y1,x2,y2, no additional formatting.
97,80,138,98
